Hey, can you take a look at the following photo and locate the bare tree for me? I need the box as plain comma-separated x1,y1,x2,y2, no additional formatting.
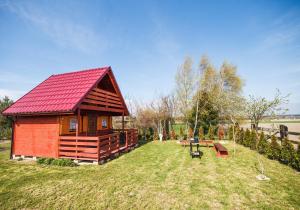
175,57,195,138
193,55,211,137
246,90,289,130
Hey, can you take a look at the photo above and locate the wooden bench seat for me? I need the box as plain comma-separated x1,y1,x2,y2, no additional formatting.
213,143,228,158
199,140,214,147
179,140,190,147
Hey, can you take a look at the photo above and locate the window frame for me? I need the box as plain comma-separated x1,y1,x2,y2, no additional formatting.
69,118,77,132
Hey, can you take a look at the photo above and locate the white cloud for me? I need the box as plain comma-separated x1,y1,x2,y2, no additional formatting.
258,11,300,52
4,1,107,54
0,88,25,100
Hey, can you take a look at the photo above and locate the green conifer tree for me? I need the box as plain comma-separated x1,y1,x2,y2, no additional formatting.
295,143,300,171
208,125,215,140
281,138,296,166
250,129,258,150
198,127,204,140
257,131,268,154
244,128,251,147
228,125,233,141
266,135,281,160
179,127,184,139
235,127,240,144
238,128,245,145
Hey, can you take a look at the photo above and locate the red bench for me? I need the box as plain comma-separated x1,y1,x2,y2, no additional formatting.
213,143,228,158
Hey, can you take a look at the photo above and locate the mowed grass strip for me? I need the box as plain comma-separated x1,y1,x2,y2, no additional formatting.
0,141,299,210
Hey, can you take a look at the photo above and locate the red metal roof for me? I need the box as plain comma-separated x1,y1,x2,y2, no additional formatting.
3,67,110,115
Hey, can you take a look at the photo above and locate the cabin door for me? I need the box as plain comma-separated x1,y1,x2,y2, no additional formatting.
87,113,97,136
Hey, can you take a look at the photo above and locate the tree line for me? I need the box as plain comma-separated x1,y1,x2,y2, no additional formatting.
131,55,288,144
0,96,13,140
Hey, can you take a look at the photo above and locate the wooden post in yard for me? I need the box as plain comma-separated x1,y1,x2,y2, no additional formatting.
122,111,125,132
76,108,80,160
123,111,128,151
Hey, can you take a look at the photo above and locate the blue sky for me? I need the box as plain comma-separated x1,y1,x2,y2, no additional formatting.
0,0,300,113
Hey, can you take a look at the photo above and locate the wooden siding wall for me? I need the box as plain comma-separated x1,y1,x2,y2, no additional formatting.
59,114,112,135
79,87,125,114
14,116,60,158
97,116,112,130
59,115,88,135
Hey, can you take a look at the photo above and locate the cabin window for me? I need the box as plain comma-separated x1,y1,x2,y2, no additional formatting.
102,118,107,128
69,118,77,132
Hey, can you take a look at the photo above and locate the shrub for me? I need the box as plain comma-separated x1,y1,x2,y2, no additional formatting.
179,127,184,138
243,128,251,147
295,143,300,171
37,158,47,164
228,125,233,140
266,135,281,160
45,158,54,165
188,128,194,139
280,138,296,166
208,125,215,140
257,132,268,154
170,129,176,140
37,158,76,167
153,131,158,141
234,126,240,142
218,125,225,140
198,127,204,140
0,128,12,140
249,129,258,150
237,128,244,144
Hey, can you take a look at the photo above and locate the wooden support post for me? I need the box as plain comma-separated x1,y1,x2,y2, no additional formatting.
76,109,80,160
108,136,111,156
122,112,125,132
97,137,100,162
125,131,128,151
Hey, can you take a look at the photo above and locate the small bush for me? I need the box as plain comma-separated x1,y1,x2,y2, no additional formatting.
188,128,193,139
45,158,54,165
153,131,158,141
179,127,184,139
218,125,225,140
37,158,77,167
295,143,300,171
237,128,244,145
198,127,204,140
243,129,251,147
208,125,215,140
257,132,268,154
280,138,296,166
266,135,281,160
170,129,176,140
228,126,233,140
249,130,257,150
37,157,47,164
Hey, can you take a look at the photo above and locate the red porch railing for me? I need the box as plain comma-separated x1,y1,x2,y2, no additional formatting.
58,129,138,162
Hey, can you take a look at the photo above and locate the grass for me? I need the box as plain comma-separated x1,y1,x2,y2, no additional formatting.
0,141,300,209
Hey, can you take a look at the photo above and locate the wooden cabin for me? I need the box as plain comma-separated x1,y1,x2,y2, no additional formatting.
2,67,138,163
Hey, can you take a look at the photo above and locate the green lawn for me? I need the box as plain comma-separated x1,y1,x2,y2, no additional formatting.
0,141,299,210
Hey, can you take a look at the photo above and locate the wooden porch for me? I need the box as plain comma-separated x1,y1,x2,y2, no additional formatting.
58,129,138,163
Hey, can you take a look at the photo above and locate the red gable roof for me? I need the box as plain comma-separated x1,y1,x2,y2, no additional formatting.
2,67,122,115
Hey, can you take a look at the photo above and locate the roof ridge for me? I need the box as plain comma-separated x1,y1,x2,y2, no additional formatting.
53,66,110,77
